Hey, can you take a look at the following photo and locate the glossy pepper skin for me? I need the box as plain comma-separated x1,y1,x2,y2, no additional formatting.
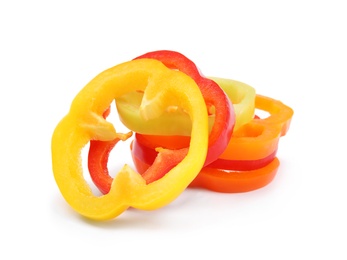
131,147,280,193
209,94,294,169
124,76,257,169
125,50,235,166
116,76,255,134
88,51,236,194
131,88,293,171
208,77,255,131
130,92,293,192
190,158,280,193
51,59,209,220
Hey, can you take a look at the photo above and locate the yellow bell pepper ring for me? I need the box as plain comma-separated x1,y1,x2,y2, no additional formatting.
115,77,255,136
51,58,209,221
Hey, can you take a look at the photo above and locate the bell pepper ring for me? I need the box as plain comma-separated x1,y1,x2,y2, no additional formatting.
188,158,280,193
215,94,294,162
131,132,277,172
119,50,236,165
125,76,257,156
116,76,254,137
130,147,281,193
130,92,293,191
51,58,209,220
132,93,293,171
87,51,237,194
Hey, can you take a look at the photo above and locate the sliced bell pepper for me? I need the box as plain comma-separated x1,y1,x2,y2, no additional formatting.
216,94,294,162
115,76,256,167
131,147,280,193
189,158,280,193
87,51,237,194
116,75,255,136
51,58,209,220
130,91,293,192
207,150,278,171
208,77,256,131
131,132,277,172
121,50,235,165
132,94,293,171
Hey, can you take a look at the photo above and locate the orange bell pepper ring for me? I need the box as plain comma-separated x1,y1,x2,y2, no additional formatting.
130,90,293,171
130,93,293,192
88,51,237,194
211,94,294,169
189,158,281,193
51,58,209,221
131,149,280,193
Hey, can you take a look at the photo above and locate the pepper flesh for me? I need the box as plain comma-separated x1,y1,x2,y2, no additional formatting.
116,76,255,164
51,59,209,220
208,77,256,131
132,94,293,171
189,158,280,193
87,51,237,194
217,94,294,161
116,76,254,135
126,50,235,165
130,91,293,192
131,148,281,193
131,132,277,172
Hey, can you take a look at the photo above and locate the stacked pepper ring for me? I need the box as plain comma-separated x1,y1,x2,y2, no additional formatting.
51,50,293,221
51,58,211,220
131,88,294,192
88,50,236,194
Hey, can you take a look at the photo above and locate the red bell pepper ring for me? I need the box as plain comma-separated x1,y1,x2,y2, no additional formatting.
88,132,132,195
131,147,281,193
132,50,235,166
131,133,278,171
88,50,235,194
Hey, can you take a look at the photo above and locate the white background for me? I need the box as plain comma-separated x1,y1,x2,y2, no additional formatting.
1,0,346,259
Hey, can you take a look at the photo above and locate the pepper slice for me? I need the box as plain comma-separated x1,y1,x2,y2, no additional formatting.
120,50,235,165
51,58,209,220
208,77,256,131
130,91,293,192
131,132,277,172
189,158,280,193
216,94,293,162
132,94,293,171
87,51,237,194
115,76,256,164
131,148,280,193
116,76,254,135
